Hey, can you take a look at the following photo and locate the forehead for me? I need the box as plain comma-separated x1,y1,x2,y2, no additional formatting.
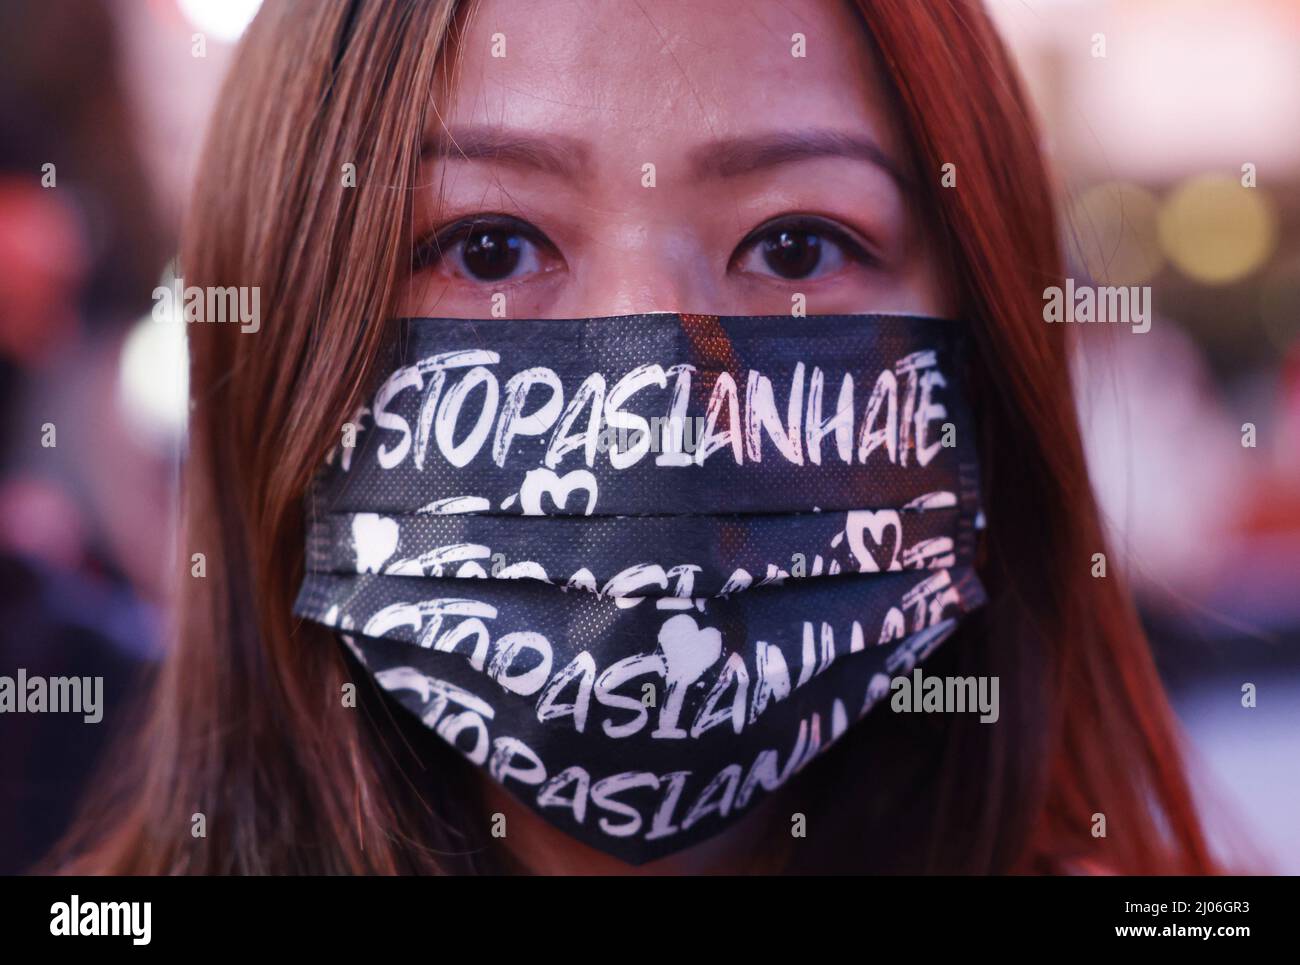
434,0,897,158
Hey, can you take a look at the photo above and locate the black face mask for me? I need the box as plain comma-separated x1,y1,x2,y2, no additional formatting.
293,312,987,866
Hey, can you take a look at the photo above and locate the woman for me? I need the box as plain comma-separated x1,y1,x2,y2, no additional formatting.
57,0,1215,874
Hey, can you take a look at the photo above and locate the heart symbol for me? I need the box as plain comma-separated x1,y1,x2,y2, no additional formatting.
657,613,723,685
844,510,901,572
352,513,399,573
518,468,598,516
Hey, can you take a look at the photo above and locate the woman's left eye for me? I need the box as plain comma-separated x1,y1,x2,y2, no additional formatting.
731,216,875,281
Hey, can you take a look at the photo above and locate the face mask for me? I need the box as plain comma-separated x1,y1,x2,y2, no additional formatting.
293,312,987,865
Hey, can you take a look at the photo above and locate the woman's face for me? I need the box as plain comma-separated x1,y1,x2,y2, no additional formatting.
397,0,952,874
400,0,951,321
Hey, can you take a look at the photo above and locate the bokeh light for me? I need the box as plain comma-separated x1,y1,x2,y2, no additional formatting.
1157,174,1278,285
117,312,189,451
176,0,261,44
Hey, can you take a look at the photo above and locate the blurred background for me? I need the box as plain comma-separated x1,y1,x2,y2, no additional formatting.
0,0,1296,873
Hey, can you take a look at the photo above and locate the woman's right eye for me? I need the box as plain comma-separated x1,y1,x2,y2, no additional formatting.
412,215,561,284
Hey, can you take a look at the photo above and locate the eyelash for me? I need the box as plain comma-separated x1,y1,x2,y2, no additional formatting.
731,214,880,272
409,212,878,275
410,213,553,274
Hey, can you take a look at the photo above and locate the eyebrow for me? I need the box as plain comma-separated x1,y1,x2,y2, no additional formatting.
424,125,904,187
688,129,905,186
422,126,592,180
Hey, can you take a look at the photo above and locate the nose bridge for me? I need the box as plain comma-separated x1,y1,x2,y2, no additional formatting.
573,216,714,316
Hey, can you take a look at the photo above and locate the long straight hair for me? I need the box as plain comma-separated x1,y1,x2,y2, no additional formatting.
55,0,1215,874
